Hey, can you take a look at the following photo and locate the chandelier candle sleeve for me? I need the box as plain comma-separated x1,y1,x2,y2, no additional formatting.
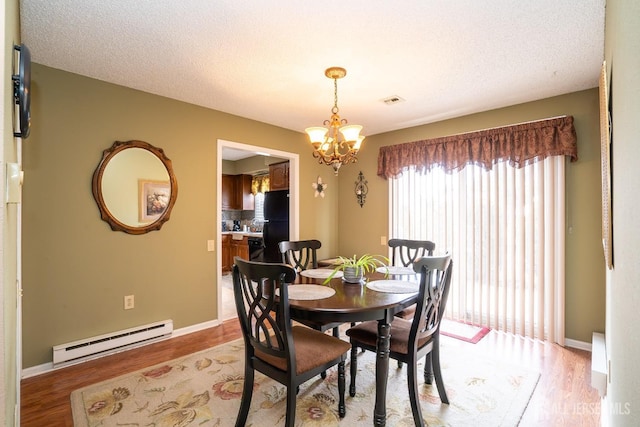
305,67,365,175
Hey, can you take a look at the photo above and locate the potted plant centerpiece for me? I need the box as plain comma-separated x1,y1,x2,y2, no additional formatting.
324,254,389,284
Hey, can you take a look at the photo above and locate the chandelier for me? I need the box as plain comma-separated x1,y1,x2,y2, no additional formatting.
305,67,364,175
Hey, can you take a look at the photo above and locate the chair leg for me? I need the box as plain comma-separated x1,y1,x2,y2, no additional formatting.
338,360,346,417
349,345,358,397
235,364,254,427
285,383,297,427
423,352,434,384
398,360,404,369
320,327,339,379
432,340,449,404
406,356,425,427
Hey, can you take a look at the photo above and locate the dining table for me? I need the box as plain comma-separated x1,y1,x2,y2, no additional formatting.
288,267,420,427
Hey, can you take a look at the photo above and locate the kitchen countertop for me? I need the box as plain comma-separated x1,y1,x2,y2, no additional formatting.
222,231,263,238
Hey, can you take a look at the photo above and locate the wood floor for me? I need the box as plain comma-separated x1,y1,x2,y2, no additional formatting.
20,319,600,426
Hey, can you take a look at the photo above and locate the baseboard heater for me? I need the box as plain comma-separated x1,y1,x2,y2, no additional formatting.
53,319,173,365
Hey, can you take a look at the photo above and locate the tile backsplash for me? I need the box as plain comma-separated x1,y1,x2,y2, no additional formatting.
221,210,260,231
221,210,254,221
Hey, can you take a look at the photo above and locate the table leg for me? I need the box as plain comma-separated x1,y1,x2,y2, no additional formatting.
374,319,391,426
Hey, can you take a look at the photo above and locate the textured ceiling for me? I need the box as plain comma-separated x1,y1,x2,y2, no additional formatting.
20,0,605,137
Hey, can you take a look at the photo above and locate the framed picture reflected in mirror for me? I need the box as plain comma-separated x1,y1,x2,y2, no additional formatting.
139,179,171,223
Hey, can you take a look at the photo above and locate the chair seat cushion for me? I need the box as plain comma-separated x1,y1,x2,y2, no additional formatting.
294,318,343,333
256,326,350,374
346,319,434,355
394,304,416,319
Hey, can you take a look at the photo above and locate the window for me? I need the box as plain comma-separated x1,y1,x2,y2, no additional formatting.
390,156,566,343
253,192,265,222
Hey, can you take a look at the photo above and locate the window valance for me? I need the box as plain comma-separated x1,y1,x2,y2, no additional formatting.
251,175,270,195
377,115,578,179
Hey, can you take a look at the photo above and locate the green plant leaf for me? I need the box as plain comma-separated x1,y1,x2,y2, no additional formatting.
322,253,389,284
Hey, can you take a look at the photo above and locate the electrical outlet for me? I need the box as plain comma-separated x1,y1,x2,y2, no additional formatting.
124,295,135,310
380,236,387,245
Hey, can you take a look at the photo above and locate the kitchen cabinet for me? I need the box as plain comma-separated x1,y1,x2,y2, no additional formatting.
222,174,254,210
269,161,289,190
221,175,236,210
238,175,254,210
221,234,232,273
231,236,249,261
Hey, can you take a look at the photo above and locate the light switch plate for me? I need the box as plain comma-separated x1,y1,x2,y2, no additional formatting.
207,240,215,251
6,163,22,204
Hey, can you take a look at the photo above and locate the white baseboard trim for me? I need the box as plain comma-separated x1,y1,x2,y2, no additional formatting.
565,338,592,351
21,322,592,378
21,318,223,379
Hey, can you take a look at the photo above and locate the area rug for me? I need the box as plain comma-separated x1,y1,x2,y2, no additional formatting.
440,319,491,344
71,337,539,427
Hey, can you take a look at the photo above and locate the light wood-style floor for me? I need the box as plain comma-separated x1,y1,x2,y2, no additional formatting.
20,319,600,426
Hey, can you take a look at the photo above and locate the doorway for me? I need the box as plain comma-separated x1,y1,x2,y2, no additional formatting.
216,139,299,320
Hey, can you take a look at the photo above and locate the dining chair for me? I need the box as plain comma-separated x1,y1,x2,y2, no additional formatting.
388,238,435,321
388,238,436,268
279,239,343,337
278,239,345,379
278,239,321,271
232,257,350,427
346,255,453,427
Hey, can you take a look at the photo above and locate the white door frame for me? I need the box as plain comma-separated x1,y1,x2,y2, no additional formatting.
216,139,299,321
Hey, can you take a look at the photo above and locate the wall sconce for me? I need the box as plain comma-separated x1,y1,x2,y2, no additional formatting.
355,171,368,208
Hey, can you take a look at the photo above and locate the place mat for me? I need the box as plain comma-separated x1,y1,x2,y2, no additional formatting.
376,265,416,275
276,284,336,300
300,268,343,279
366,280,419,294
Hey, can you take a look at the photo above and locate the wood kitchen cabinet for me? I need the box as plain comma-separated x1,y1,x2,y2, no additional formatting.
221,234,232,273
221,174,254,210
238,175,254,210
231,236,249,261
269,161,289,190
221,175,236,210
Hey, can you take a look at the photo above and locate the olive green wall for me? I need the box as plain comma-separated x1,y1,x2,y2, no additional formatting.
22,63,605,368
604,0,640,423
21,64,339,368
335,89,605,343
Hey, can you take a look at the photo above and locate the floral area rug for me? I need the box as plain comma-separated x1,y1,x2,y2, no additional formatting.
71,336,539,426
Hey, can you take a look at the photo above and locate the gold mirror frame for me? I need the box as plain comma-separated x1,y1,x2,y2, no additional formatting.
92,140,178,234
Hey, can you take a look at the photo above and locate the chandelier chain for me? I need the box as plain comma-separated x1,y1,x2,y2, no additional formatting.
332,77,339,114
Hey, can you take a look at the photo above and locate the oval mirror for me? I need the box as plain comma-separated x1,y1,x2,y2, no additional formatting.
92,140,178,234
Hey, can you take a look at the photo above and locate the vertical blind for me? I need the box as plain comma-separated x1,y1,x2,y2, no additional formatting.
381,117,577,345
389,157,566,343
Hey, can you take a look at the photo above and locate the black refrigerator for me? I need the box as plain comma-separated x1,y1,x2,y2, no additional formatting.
262,189,290,262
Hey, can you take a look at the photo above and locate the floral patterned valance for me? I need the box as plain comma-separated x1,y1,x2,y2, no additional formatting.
377,115,578,179
251,175,270,195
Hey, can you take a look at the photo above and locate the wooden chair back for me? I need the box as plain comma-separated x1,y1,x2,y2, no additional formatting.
388,238,435,267
278,239,321,271
232,257,297,371
411,255,453,348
